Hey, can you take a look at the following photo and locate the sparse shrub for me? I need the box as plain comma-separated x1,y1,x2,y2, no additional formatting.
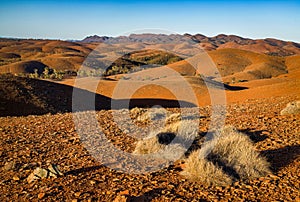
34,69,39,78
130,107,149,122
163,121,181,133
49,73,56,80
133,119,198,161
165,113,181,125
174,120,198,148
77,70,87,77
181,125,271,187
280,101,300,115
133,132,186,161
158,143,186,161
47,69,65,80
133,132,164,155
130,107,167,123
181,150,233,186
43,67,50,79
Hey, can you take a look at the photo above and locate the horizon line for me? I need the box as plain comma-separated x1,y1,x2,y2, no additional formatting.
1,32,299,43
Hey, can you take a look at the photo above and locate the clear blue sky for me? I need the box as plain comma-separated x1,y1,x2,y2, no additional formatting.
0,0,300,42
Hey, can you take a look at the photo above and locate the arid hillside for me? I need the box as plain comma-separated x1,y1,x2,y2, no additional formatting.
1,34,300,76
0,34,299,201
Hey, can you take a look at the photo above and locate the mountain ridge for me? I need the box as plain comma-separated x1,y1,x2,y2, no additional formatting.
81,33,300,56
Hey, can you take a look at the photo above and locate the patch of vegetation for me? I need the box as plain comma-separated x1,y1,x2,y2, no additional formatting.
103,50,183,76
280,100,300,115
181,125,271,186
26,67,76,81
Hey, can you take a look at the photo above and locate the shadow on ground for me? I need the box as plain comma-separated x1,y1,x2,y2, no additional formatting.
130,187,208,202
261,145,300,172
239,129,269,143
0,74,196,116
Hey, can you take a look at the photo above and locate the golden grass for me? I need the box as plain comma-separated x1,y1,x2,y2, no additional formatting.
182,125,271,186
280,101,300,115
133,117,198,161
130,107,149,122
133,133,164,155
165,113,181,125
181,150,233,186
130,107,167,123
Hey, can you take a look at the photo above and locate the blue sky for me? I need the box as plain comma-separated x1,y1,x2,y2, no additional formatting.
0,0,300,42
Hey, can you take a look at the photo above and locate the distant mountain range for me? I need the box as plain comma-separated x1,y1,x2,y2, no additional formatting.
82,33,300,56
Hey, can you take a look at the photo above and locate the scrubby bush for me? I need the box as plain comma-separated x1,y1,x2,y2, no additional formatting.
130,107,167,123
280,101,300,115
133,118,198,162
130,107,149,122
133,131,164,155
181,150,233,186
181,125,271,186
165,113,181,125
42,67,50,79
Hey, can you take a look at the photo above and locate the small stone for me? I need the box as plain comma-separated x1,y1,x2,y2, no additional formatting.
33,167,48,179
113,195,130,202
71,199,78,202
119,190,129,195
74,192,81,197
3,161,16,171
27,173,38,183
38,192,45,199
13,176,20,181
89,180,96,185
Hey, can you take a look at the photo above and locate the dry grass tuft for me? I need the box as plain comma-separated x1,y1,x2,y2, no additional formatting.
165,113,181,125
133,132,164,154
280,101,300,115
181,150,233,186
130,107,148,121
163,121,181,133
182,125,271,186
130,107,167,123
133,119,198,161
158,143,186,161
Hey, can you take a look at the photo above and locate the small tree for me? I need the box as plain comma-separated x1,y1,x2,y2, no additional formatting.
43,67,50,79
34,69,39,78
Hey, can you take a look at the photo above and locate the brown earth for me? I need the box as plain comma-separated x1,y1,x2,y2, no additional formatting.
0,35,300,201
0,96,299,201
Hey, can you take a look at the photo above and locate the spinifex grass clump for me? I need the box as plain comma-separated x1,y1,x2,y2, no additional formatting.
133,112,198,161
280,101,300,115
130,107,167,123
181,126,271,187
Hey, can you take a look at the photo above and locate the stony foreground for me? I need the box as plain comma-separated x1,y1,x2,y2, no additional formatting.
0,96,299,201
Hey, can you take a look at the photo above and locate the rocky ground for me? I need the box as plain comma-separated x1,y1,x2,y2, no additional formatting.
0,95,299,201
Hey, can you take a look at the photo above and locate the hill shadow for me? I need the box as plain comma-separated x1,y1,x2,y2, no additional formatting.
0,74,196,117
203,77,248,91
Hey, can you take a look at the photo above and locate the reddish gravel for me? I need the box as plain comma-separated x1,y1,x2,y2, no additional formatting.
0,95,299,201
